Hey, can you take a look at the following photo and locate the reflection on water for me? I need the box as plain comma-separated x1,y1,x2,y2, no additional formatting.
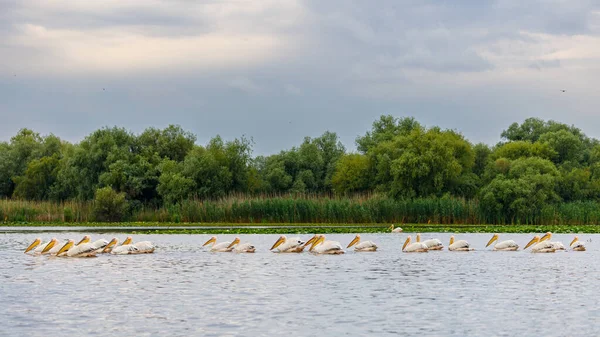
1,233,599,337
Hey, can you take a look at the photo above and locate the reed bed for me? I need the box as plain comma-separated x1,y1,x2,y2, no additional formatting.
2,196,600,225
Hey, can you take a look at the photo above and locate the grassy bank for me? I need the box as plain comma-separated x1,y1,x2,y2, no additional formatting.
2,222,600,234
3,196,600,226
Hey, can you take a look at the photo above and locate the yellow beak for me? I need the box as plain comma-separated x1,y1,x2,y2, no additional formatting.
539,233,551,242
486,235,498,248
304,235,318,247
103,238,118,253
41,240,57,254
76,236,90,246
56,241,74,256
449,236,455,246
122,237,133,245
25,238,41,253
227,238,241,249
347,235,360,248
402,237,411,251
524,237,539,249
416,234,421,242
569,237,578,246
203,237,217,246
270,237,286,250
310,236,325,251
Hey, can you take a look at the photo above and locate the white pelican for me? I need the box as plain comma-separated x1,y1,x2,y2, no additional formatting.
270,235,306,253
416,233,443,250
388,224,403,233
202,236,235,252
24,238,49,255
539,232,566,251
39,238,67,255
309,235,345,254
113,236,155,254
227,237,256,253
570,236,586,251
346,234,377,251
448,236,473,251
56,238,109,257
402,236,428,252
485,234,519,251
104,238,140,255
524,236,556,253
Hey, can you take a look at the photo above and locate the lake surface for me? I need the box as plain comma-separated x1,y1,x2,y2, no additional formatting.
1,232,598,337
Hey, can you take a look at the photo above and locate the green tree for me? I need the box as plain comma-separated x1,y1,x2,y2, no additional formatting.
92,187,129,222
331,154,371,194
12,155,60,200
356,115,422,153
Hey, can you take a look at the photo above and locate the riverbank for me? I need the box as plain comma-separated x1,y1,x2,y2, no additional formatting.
2,222,599,234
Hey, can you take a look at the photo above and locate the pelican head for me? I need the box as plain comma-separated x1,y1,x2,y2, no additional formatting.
103,238,119,253
227,237,241,249
203,236,217,247
56,239,75,256
388,224,394,231
449,236,455,246
122,236,133,245
525,236,541,249
24,237,42,253
540,232,552,242
76,235,91,246
570,236,579,246
270,235,287,250
303,235,318,248
486,234,499,247
347,234,361,248
416,233,421,242
402,236,412,251
41,238,58,254
309,235,325,251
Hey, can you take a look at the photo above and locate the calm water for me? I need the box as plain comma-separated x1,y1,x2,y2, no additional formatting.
1,232,598,337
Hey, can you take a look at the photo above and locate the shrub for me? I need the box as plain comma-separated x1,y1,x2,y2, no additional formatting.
92,187,129,222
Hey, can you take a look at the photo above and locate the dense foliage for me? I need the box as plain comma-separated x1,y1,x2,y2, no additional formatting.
2,116,600,224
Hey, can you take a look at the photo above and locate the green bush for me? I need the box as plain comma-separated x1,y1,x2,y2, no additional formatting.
92,187,129,222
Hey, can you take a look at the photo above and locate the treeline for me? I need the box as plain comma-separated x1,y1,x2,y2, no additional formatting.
2,116,600,224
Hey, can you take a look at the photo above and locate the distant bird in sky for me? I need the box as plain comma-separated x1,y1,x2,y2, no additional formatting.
561,89,566,92
103,88,105,91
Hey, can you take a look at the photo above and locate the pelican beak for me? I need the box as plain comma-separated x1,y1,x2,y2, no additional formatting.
41,240,56,254
24,238,41,253
347,235,360,248
202,237,216,246
416,234,421,242
402,237,411,251
524,237,539,249
270,236,286,250
122,237,132,245
76,236,90,246
103,238,118,253
56,241,73,256
570,237,578,246
388,225,393,230
310,236,324,251
304,235,317,247
486,234,498,248
449,236,455,246
227,238,241,249
540,233,551,242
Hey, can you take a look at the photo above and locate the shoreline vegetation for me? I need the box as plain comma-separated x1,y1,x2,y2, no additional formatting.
3,116,600,229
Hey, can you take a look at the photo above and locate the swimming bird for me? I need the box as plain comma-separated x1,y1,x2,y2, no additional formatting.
104,238,138,255
309,235,345,255
448,236,473,251
524,235,556,253
416,233,443,250
485,234,519,251
538,232,565,251
227,237,256,253
570,236,586,251
39,238,67,255
346,234,377,251
24,238,48,254
56,238,109,257
402,236,428,252
114,236,155,254
202,236,235,252
270,235,306,253
388,224,403,233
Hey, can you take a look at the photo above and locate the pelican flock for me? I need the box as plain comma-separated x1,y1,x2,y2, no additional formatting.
24,231,589,257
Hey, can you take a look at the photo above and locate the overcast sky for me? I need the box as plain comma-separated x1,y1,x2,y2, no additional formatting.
1,0,599,154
